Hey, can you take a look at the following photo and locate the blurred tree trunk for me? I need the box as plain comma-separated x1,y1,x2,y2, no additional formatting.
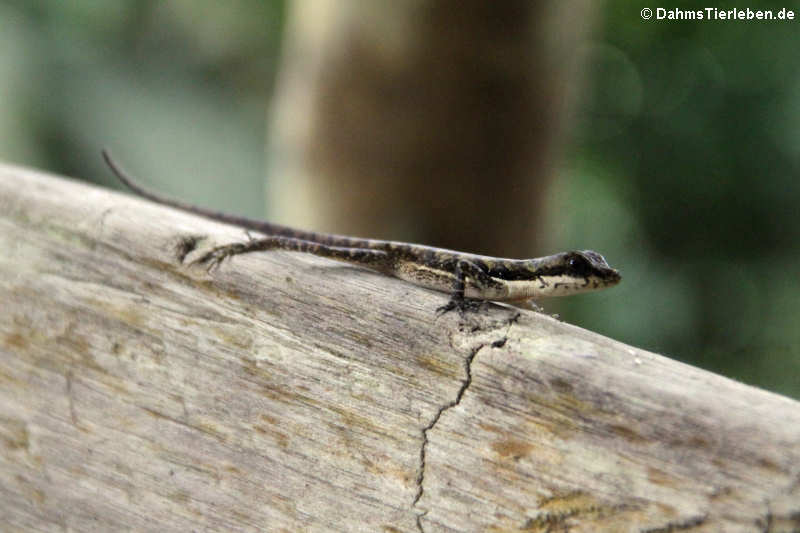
267,0,595,257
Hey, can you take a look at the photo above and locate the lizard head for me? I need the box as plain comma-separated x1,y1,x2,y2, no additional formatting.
530,250,621,297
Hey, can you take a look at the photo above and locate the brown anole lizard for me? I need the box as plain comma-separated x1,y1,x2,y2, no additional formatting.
103,150,621,312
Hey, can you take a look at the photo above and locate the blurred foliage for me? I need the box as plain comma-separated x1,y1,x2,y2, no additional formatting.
0,1,797,398
554,0,800,398
0,0,284,216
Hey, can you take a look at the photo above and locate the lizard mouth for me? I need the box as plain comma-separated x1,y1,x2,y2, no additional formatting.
537,270,620,297
603,269,622,286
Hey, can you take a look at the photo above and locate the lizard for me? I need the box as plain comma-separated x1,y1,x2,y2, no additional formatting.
102,150,621,312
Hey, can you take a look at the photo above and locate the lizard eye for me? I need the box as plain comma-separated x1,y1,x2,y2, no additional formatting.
568,255,591,275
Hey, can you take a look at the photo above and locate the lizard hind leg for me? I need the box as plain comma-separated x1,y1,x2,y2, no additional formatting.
191,241,253,271
190,235,391,273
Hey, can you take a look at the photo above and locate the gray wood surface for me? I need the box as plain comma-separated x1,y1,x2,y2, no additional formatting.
1,162,799,532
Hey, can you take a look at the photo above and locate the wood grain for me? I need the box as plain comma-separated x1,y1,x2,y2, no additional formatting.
1,163,799,532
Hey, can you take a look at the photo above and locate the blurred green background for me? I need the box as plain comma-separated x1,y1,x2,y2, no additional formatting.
1,1,797,398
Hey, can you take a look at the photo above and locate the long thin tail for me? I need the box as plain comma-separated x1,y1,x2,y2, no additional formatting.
101,149,380,248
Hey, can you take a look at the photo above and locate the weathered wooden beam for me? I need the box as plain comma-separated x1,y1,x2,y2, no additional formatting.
1,162,799,532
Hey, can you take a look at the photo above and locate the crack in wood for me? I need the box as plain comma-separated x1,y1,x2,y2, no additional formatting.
413,341,483,532
412,313,515,532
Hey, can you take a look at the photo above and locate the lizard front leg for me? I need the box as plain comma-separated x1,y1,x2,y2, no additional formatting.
436,259,494,315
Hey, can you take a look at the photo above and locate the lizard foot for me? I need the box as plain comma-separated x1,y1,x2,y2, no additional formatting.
190,242,248,272
436,296,484,316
